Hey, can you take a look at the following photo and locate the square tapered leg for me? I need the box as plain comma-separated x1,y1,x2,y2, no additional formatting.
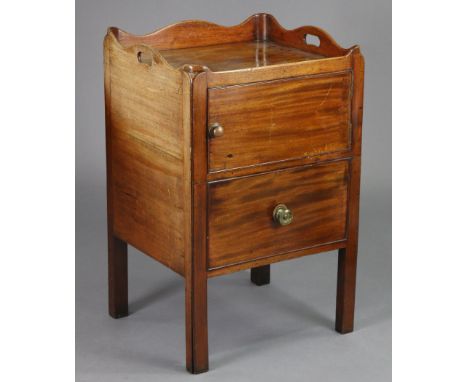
335,246,358,333
185,275,208,373
251,265,270,286
108,235,128,318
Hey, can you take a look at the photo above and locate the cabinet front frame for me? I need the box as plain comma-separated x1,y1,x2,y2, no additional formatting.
191,51,364,278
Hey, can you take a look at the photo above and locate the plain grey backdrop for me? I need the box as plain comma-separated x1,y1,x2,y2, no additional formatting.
76,0,391,381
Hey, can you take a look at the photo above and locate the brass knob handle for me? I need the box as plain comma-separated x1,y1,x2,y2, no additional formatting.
273,204,293,226
208,123,224,138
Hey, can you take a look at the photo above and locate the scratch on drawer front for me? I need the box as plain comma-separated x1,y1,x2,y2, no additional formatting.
268,108,276,142
316,83,333,108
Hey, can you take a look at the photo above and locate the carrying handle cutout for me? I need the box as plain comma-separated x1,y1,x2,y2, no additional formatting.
137,51,153,65
304,33,320,47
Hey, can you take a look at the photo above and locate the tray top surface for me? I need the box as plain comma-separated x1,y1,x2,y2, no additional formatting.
159,41,325,72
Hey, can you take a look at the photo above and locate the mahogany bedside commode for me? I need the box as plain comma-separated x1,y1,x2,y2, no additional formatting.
104,13,364,374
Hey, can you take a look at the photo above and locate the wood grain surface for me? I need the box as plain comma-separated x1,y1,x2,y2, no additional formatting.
208,160,349,269
105,34,190,276
208,241,346,277
208,72,352,172
185,72,209,374
335,49,365,334
206,54,353,88
111,13,352,59
266,14,350,57
112,14,259,50
160,41,324,72
104,14,364,373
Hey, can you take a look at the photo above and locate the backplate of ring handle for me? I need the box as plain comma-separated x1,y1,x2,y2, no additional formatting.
273,204,293,226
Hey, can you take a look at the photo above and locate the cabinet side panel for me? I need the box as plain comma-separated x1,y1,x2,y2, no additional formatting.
106,38,187,275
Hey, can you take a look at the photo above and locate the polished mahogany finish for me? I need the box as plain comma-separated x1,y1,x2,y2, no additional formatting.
104,13,364,374
208,72,352,172
160,41,325,72
208,160,349,269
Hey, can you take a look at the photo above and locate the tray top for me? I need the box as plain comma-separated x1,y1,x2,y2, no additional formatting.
107,14,357,74
159,41,325,72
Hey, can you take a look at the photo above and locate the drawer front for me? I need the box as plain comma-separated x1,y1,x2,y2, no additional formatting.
208,160,349,269
208,72,352,172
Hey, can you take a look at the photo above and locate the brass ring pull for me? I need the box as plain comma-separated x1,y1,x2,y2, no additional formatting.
273,204,293,226
208,123,224,138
